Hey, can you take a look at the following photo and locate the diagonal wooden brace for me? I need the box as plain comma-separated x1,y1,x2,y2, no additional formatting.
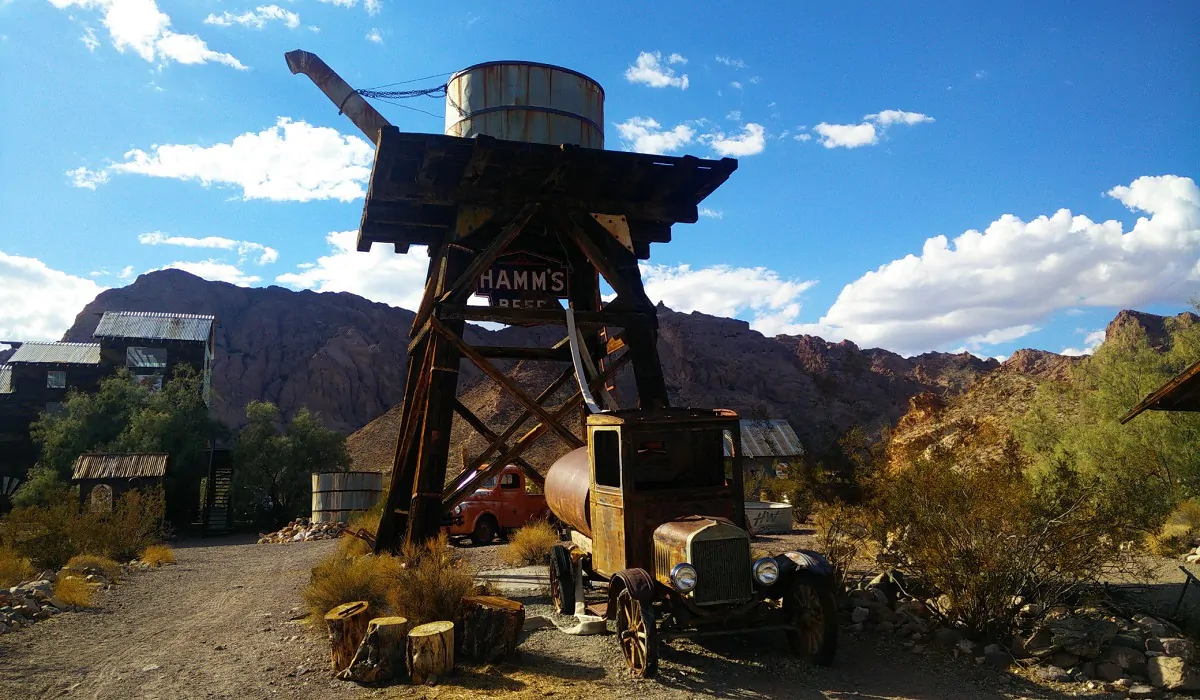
463,364,577,473
451,399,543,487
439,202,540,304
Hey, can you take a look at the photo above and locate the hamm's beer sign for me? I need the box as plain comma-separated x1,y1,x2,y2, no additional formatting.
475,251,569,309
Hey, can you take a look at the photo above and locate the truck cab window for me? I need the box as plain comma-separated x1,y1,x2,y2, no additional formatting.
500,472,519,489
593,429,621,488
633,428,725,491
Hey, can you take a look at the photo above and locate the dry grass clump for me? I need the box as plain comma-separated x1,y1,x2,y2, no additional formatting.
64,554,122,581
53,575,94,608
813,500,876,595
388,533,479,627
0,547,36,587
501,521,559,567
303,551,397,623
1148,500,1200,556
139,544,176,566
339,508,383,557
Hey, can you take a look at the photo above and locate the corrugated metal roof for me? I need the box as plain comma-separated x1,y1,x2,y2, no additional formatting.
93,311,215,343
0,365,11,394
8,342,101,365
72,453,168,480
724,419,805,458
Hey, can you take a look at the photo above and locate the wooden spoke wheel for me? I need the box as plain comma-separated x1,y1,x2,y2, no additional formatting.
615,588,657,678
548,545,575,615
784,571,838,666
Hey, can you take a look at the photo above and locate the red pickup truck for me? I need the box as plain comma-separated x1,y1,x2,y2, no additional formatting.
444,465,552,545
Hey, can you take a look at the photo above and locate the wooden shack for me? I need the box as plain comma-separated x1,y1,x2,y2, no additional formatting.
723,419,806,478
72,453,168,513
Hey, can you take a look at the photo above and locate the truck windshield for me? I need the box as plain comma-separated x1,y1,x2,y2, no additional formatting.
631,428,725,491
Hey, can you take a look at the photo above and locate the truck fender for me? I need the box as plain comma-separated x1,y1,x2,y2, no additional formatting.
776,549,833,578
604,567,655,620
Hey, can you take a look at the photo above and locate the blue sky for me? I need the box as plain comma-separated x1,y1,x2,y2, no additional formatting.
1,0,1197,359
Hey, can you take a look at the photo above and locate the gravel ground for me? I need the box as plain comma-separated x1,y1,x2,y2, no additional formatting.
0,534,1118,700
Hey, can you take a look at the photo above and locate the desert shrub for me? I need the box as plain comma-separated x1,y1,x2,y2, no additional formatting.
0,499,79,570
53,575,93,608
502,520,559,566
303,552,398,623
388,533,479,627
64,554,122,581
0,547,36,587
1148,500,1200,556
813,500,876,595
339,498,385,557
139,544,176,566
10,465,73,509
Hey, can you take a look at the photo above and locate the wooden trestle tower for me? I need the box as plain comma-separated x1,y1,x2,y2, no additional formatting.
355,127,736,551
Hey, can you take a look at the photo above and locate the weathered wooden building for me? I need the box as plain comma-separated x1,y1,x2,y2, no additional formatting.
92,311,216,404
72,453,168,512
724,418,806,477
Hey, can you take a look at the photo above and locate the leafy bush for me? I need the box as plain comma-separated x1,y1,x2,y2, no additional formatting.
813,500,875,595
1,499,79,569
10,465,73,509
502,521,560,566
64,554,122,581
53,575,93,608
387,533,480,627
303,552,398,623
0,547,35,587
139,544,176,566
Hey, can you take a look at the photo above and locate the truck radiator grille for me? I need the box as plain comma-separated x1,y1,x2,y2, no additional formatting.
692,537,752,605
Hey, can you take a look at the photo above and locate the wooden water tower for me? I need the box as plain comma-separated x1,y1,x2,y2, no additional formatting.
287,52,737,551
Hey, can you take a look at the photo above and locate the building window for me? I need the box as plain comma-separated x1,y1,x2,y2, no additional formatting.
127,347,168,369
46,370,66,389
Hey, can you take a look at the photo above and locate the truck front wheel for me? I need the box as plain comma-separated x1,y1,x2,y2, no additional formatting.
783,571,838,665
472,515,497,546
548,545,575,615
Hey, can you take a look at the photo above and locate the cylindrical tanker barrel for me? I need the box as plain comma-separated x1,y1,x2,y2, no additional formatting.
312,471,384,524
544,446,591,537
445,61,604,148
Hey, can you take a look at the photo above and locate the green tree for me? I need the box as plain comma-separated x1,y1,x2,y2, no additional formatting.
233,401,349,527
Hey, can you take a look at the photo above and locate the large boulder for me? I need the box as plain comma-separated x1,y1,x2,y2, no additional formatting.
1148,656,1200,691
1047,617,1118,659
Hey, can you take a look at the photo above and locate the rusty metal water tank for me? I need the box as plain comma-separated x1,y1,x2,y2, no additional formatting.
544,446,591,537
444,61,604,148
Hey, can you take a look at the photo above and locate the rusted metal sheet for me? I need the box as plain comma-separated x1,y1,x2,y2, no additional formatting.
8,342,100,365
445,61,604,148
0,364,11,394
724,419,804,458
544,446,590,537
94,311,214,343
284,50,393,142
72,453,168,480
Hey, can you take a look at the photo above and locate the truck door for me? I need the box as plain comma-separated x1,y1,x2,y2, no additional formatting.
499,469,521,526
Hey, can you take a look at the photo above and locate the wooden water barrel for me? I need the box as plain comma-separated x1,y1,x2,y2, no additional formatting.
312,471,384,524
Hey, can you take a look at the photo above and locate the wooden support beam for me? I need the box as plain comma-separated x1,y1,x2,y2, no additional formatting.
429,316,583,450
438,304,653,329
563,212,653,309
442,349,633,508
439,203,540,304
374,340,434,553
374,185,699,224
462,364,577,475
364,202,456,228
451,400,543,487
409,243,448,337
471,345,571,361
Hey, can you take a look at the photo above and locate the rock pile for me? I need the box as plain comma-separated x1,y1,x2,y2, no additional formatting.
0,577,65,634
839,573,1200,694
257,518,347,544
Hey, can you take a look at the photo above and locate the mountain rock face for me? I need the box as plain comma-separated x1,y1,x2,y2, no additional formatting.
1106,309,1199,349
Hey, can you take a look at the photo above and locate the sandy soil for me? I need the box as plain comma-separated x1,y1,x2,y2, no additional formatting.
0,534,1131,700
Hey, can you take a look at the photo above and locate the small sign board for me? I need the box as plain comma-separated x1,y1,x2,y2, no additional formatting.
475,251,569,309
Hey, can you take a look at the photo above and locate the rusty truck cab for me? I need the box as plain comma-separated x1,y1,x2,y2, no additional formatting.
585,408,745,578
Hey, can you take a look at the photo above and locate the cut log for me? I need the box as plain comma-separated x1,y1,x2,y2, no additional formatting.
459,595,525,662
338,616,411,683
406,620,455,685
325,601,371,672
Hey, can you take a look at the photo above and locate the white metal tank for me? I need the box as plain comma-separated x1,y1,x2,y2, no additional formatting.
445,61,604,148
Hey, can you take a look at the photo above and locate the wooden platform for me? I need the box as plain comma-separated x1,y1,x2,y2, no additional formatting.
356,127,737,257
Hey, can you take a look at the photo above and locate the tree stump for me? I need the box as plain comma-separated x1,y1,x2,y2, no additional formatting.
406,620,455,685
459,595,525,662
338,616,411,683
325,601,371,672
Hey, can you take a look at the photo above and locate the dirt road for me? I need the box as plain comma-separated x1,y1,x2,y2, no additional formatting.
0,536,1089,700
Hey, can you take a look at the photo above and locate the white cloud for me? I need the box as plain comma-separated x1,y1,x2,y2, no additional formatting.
117,265,135,280
365,28,382,43
976,70,988,79
138,232,279,265
729,81,743,90
81,26,99,50
700,123,766,157
365,0,381,14
276,231,430,310
699,208,723,219
714,55,746,69
624,51,690,90
963,324,1039,349
810,109,934,149
749,76,761,85
67,166,110,189
0,250,105,341
613,117,695,155
204,5,300,30
725,110,741,121
158,260,260,286
796,175,1200,355
319,0,357,6
793,133,812,142
49,0,246,70
666,53,686,65
1061,329,1106,356
84,117,373,202
641,263,816,337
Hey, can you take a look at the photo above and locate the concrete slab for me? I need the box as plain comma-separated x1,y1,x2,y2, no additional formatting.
477,566,549,596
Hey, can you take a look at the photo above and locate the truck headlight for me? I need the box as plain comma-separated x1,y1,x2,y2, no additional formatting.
752,557,779,585
670,563,698,592
453,504,463,515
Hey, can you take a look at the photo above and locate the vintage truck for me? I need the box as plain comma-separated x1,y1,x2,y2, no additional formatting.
444,464,553,545
543,407,838,677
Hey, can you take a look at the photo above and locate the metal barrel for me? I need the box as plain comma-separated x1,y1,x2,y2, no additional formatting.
311,471,384,524
445,61,604,148
544,446,591,537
